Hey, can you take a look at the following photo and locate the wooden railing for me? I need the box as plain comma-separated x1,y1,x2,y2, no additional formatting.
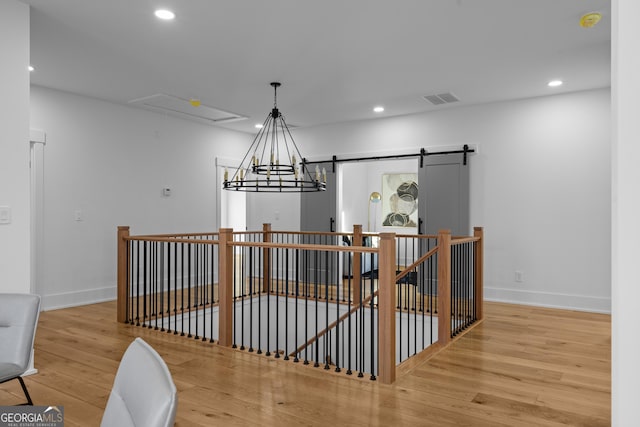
117,225,483,384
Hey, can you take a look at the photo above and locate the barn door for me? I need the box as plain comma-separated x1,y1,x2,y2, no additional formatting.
300,161,337,285
418,153,470,295
418,153,470,236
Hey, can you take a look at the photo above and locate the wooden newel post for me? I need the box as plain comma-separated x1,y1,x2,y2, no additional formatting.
352,224,363,304
218,228,234,346
473,227,484,321
117,226,130,323
378,232,396,384
437,229,452,346
263,223,272,294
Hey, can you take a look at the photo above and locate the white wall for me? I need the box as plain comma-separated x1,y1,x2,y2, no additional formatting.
612,0,640,423
0,1,30,294
246,191,301,232
294,89,611,313
29,86,250,309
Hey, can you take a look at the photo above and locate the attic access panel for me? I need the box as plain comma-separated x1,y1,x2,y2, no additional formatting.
129,94,246,124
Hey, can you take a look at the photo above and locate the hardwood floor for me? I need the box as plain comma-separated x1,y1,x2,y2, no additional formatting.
1,301,610,426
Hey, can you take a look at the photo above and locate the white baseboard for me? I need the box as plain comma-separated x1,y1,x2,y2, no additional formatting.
41,286,116,311
38,285,611,314
484,286,611,314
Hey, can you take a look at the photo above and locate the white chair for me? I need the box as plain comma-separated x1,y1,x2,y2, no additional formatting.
0,293,41,406
101,338,177,427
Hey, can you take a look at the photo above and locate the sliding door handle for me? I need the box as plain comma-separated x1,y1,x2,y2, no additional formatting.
330,217,335,232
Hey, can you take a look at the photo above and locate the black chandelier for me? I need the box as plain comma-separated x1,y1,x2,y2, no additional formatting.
223,82,326,193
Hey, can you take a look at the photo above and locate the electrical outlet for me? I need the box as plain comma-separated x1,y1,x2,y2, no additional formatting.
515,270,524,283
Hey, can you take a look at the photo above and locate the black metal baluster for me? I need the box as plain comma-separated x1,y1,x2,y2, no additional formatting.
166,242,171,333
284,248,289,361
266,247,271,356
209,243,215,343
346,258,352,375
304,249,309,365
193,244,199,340
142,241,148,327
180,243,185,336
404,238,408,310
232,243,238,348
451,245,456,336
129,241,135,325
240,245,246,350
174,242,178,335
413,266,417,357
268,244,282,359
249,247,254,352
257,245,263,355
472,241,477,322
294,249,299,363
456,245,460,335
358,259,364,378
160,242,165,331
134,241,140,326
187,244,192,338
312,248,319,367
463,243,468,327
154,242,158,330
150,241,155,327
324,248,329,370
370,266,376,381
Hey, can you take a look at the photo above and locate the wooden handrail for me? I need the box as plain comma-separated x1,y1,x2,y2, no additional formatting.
289,289,380,358
128,232,218,238
230,240,377,253
395,246,438,283
258,229,354,237
125,236,220,244
394,233,438,239
286,245,438,358
451,236,480,245
123,235,379,254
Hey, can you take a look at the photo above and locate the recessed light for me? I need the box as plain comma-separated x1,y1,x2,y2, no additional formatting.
373,106,385,113
548,80,563,88
255,124,264,129
154,9,175,20
28,65,34,72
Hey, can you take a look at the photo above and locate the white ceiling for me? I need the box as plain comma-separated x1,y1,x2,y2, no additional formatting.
24,0,611,134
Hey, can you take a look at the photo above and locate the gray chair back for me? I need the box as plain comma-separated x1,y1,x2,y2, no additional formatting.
0,293,41,381
101,338,177,427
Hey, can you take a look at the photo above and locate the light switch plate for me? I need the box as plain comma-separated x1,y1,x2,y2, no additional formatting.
0,206,11,224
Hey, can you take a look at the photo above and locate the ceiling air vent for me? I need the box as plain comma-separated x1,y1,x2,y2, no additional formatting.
423,92,460,106
129,94,246,124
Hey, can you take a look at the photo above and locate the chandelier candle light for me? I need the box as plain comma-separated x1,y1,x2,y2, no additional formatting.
223,82,327,193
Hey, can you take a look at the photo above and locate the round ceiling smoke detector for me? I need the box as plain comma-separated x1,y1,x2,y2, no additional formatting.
579,12,602,28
